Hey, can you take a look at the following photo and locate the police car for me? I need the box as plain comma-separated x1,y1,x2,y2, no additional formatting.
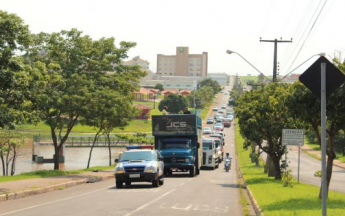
114,145,164,188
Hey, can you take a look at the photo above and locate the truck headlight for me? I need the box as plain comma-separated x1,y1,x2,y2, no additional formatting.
115,163,125,174
185,158,190,163
144,162,158,173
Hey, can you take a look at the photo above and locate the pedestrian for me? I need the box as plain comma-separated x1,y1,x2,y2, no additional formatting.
183,107,191,114
162,106,169,115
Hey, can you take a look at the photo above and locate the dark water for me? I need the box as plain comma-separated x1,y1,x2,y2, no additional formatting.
0,142,126,176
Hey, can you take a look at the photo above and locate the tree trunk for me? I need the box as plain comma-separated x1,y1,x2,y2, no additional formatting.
87,130,101,169
272,156,282,180
107,133,112,166
10,146,17,176
265,155,275,177
0,151,5,176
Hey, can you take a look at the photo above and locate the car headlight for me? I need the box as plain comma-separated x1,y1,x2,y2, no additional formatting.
144,162,158,173
115,163,125,174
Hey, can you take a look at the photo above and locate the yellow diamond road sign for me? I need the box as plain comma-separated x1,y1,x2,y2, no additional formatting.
282,129,304,146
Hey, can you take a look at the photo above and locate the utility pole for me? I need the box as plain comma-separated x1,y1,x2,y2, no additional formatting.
260,38,292,82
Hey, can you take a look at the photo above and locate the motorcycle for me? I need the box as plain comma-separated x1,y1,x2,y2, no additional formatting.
224,158,231,172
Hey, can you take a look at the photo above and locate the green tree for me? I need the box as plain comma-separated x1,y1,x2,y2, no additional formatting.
198,78,222,94
0,131,25,176
154,83,164,91
186,86,214,109
0,11,31,128
26,29,144,170
287,79,345,198
235,83,296,179
158,94,188,114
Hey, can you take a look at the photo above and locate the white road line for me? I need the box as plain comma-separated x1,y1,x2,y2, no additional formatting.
0,185,113,216
123,189,175,216
179,183,185,186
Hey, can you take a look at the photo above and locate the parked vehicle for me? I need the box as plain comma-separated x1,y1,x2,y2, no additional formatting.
114,146,164,188
202,138,220,169
152,114,202,177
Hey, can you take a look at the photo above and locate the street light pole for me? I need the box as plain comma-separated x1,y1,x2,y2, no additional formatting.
281,53,326,81
226,50,271,83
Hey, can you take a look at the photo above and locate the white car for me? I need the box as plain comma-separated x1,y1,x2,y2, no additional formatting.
213,106,218,111
203,127,212,134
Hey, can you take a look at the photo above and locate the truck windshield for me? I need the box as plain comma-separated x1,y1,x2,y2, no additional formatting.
161,140,190,149
120,151,156,162
202,142,213,150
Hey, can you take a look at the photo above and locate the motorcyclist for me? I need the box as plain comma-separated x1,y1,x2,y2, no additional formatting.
224,152,232,170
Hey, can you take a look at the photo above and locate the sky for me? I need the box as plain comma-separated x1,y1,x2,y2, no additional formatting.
1,0,344,77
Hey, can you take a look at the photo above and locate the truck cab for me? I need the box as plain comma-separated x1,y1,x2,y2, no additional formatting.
202,138,220,169
152,114,202,177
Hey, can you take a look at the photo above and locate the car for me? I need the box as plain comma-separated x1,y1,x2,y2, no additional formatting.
226,115,234,122
214,122,224,131
223,118,231,127
213,106,218,111
114,146,164,188
216,116,224,123
214,113,221,120
213,125,222,132
206,118,214,124
203,127,212,134
221,104,226,109
218,110,224,114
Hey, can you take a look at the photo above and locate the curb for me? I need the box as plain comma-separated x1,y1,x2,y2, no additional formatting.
0,175,114,202
236,155,263,216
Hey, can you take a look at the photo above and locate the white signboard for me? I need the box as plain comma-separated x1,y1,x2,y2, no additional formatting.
282,129,304,146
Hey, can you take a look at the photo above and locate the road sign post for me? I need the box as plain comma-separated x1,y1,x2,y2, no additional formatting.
299,56,345,216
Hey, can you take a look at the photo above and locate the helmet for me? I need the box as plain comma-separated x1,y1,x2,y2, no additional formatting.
226,152,229,156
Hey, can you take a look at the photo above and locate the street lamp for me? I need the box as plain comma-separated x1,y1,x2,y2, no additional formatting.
280,52,326,81
226,50,271,83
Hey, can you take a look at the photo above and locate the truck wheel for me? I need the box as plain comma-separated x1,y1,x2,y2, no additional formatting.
159,177,164,185
196,167,200,175
189,166,196,177
116,180,123,188
152,178,159,187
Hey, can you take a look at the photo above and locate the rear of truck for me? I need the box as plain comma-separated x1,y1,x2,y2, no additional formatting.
152,114,202,177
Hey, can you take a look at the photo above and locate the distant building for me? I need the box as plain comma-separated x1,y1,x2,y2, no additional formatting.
282,74,300,83
140,77,198,90
157,47,208,78
123,56,153,80
207,73,230,86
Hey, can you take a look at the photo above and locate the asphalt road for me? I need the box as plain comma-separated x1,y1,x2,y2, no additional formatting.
0,82,246,216
286,146,345,193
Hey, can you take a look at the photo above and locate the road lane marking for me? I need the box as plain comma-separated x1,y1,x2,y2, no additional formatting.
171,203,193,211
179,183,185,186
123,189,175,216
0,185,113,216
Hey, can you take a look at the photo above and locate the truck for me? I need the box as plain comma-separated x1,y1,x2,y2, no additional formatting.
201,138,220,169
152,114,203,177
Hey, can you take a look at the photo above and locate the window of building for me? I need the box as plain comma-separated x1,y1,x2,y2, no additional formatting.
167,84,170,86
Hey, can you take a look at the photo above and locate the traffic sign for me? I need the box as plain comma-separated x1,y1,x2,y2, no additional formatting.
282,129,304,146
299,56,345,99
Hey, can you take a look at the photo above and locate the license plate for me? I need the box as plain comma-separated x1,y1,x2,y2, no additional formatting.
129,174,140,178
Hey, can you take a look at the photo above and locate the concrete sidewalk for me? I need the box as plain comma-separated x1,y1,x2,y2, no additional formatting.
0,169,114,202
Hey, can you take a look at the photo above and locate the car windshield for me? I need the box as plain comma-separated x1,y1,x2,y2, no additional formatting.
120,151,156,162
202,141,213,150
161,140,190,149
215,123,222,127
204,127,211,130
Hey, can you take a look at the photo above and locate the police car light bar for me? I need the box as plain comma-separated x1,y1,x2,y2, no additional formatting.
126,145,154,150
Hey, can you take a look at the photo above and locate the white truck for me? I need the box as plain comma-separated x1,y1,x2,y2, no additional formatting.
201,138,220,169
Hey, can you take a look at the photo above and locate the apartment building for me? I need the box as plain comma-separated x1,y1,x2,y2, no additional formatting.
157,47,208,77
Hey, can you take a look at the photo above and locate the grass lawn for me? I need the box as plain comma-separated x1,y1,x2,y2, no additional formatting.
305,140,345,162
0,165,116,183
235,120,345,216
